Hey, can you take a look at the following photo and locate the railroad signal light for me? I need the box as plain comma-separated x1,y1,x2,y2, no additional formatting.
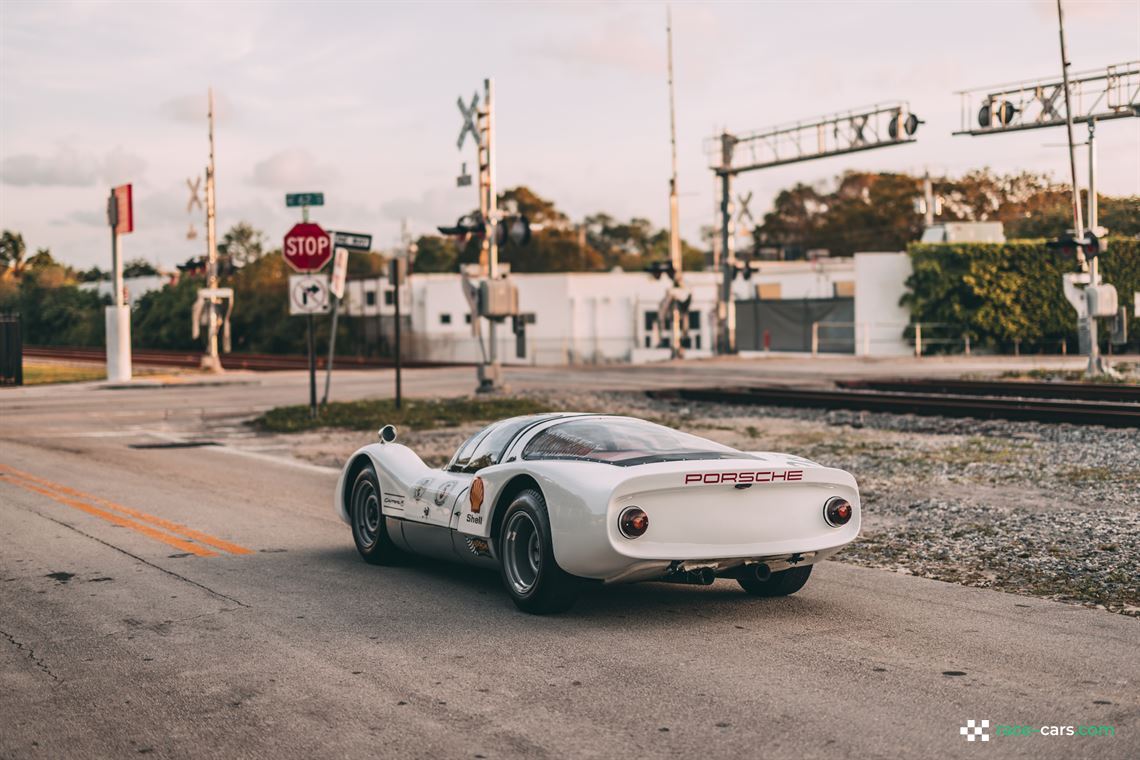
978,100,1018,128
888,111,923,140
646,260,676,281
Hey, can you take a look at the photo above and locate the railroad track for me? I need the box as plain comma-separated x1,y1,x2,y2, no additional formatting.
837,377,1140,403
23,346,464,372
648,384,1140,428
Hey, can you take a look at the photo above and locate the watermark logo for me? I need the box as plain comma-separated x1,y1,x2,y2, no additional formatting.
961,719,990,742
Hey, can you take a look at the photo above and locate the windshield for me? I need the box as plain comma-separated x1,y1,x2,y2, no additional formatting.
450,415,550,473
522,417,752,467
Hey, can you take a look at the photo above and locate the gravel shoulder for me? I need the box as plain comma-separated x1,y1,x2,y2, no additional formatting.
244,390,1140,617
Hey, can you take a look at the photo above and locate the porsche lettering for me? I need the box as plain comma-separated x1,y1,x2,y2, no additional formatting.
684,470,804,485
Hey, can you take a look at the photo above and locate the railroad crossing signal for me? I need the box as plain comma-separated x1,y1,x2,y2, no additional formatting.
186,177,203,213
457,92,479,150
736,191,754,227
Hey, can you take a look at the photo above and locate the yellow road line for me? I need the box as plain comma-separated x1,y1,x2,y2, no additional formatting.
1,474,217,557
0,465,254,556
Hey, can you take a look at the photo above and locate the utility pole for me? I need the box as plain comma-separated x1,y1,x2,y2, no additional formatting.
1056,0,1106,376
476,78,502,392
1056,0,1085,240
665,7,683,359
202,87,222,372
718,134,735,354
1087,118,1097,231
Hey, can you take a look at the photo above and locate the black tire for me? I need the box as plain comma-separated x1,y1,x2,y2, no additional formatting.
497,489,580,614
737,564,813,597
350,465,404,565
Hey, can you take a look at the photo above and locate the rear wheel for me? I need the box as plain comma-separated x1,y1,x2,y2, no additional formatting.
350,465,403,565
498,489,579,614
737,564,812,596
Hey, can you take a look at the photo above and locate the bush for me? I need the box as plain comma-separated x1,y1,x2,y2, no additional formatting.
0,268,107,346
903,239,1139,352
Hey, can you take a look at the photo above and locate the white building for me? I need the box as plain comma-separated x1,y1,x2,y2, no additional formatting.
342,256,912,364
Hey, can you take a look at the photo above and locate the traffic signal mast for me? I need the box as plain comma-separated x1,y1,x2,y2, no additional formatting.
706,102,923,353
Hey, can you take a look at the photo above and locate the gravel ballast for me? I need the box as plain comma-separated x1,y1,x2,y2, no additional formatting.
249,390,1140,617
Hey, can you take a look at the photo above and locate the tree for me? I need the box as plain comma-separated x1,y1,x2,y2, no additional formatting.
123,259,159,278
412,235,457,273
217,222,266,270
76,266,106,283
0,230,26,274
752,168,1139,258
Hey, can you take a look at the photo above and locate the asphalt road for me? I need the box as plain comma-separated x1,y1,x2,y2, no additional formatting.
2,365,1137,759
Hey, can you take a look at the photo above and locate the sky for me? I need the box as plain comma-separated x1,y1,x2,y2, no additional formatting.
1,0,1137,271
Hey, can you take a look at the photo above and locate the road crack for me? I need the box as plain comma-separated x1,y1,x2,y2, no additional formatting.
0,628,61,683
14,504,250,608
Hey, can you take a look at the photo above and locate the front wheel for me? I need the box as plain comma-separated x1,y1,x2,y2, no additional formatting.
737,564,812,596
350,465,404,565
497,489,580,614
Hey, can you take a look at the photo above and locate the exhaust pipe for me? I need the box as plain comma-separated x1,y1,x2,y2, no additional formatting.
747,563,772,582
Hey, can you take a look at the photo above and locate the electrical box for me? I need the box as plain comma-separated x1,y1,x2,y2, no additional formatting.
1086,284,1118,318
479,279,518,319
1110,307,1128,346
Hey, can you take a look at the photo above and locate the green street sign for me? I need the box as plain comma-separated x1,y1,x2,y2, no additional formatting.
286,192,324,208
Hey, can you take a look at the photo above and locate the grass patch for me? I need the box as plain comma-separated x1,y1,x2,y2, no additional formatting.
994,366,1139,385
21,363,106,385
253,396,557,434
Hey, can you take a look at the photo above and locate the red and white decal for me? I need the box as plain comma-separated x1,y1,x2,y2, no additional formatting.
684,470,804,485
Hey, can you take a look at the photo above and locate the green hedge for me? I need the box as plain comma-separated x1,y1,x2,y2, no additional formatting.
902,239,1139,352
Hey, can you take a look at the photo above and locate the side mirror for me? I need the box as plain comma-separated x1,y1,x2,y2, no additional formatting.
378,425,397,444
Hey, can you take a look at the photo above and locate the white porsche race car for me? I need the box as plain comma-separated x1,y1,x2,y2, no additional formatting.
334,413,860,614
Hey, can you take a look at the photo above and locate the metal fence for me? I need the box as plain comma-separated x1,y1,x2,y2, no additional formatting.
811,321,974,357
1,313,22,386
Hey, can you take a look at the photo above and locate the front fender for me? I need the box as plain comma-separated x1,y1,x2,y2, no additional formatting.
334,443,433,525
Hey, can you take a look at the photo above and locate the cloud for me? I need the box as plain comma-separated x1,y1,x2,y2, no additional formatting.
531,17,664,76
379,188,466,228
159,91,237,124
249,149,338,189
0,145,148,187
1030,0,1137,22
50,208,107,227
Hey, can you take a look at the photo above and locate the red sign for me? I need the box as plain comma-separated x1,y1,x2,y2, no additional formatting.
283,223,332,272
110,184,133,234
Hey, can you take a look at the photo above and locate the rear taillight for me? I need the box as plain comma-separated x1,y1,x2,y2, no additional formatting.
823,497,852,527
618,507,649,538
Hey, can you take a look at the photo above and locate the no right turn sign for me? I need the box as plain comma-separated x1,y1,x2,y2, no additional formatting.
289,274,331,315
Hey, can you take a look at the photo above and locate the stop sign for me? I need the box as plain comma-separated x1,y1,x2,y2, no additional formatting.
283,223,332,272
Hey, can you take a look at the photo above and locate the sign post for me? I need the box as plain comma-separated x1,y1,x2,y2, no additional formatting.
319,230,372,406
105,184,134,382
390,258,407,410
286,192,324,223
321,246,349,406
284,220,331,418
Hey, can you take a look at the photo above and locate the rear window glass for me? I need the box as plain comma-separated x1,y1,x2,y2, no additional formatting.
522,417,751,467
